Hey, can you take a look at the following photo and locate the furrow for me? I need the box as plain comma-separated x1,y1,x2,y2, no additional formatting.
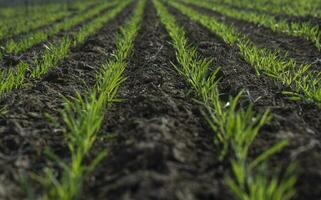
166,4,321,200
39,1,146,199
0,0,132,96
179,0,321,72
81,1,227,199
3,1,117,55
179,0,321,51
170,1,321,106
0,1,96,41
216,0,321,18
216,1,321,28
154,1,298,200
0,2,134,199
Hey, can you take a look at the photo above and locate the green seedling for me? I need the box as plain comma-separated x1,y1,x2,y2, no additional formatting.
0,0,132,96
0,0,98,41
40,0,145,199
180,0,321,50
4,1,118,54
0,62,29,95
154,1,297,200
170,1,321,105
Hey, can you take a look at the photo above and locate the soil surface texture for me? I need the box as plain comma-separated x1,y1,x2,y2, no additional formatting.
0,4,133,199
167,3,321,200
217,1,321,28
1,0,321,199
182,2,321,72
0,1,116,70
82,2,232,200
0,1,100,45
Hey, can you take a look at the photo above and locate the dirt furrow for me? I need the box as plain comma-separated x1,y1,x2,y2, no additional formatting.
275,15,321,30
229,4,321,29
0,1,100,46
167,4,321,200
82,2,231,200
0,5,133,199
215,2,321,29
0,2,119,70
182,2,321,72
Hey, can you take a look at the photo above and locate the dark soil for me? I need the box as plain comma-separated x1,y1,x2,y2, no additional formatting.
0,4,133,199
0,1,116,70
167,3,321,200
181,2,321,72
217,1,321,28
1,0,320,199
82,2,231,200
276,15,321,31
0,1,100,45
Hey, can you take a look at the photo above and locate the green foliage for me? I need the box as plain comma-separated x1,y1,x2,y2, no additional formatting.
0,62,29,95
181,0,321,50
4,1,117,54
206,93,271,160
227,162,297,200
238,41,321,105
0,0,132,96
0,1,88,41
217,0,321,18
32,36,72,78
41,92,110,200
154,1,296,200
0,1,102,41
39,0,146,199
171,1,321,105
74,1,129,45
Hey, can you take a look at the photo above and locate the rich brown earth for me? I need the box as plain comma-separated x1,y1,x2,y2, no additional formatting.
83,2,231,199
0,1,116,70
0,0,321,199
168,2,321,200
181,1,321,72
216,1,321,28
0,1,100,45
0,3,133,199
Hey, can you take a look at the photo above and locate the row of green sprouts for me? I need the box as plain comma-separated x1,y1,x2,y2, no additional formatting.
154,1,297,200
180,0,321,50
0,0,131,96
171,0,321,106
0,1,95,40
218,0,321,18
4,0,117,55
1,0,319,102
35,0,146,199
1,0,316,199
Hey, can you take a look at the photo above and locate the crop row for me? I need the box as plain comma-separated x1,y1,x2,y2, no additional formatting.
0,0,96,20
217,0,321,18
170,1,321,106
0,1,97,41
0,0,317,199
0,0,131,96
35,0,146,199
181,0,321,50
154,0,297,200
3,0,117,55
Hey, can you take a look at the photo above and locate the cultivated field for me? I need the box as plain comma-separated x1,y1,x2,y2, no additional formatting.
0,0,320,199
